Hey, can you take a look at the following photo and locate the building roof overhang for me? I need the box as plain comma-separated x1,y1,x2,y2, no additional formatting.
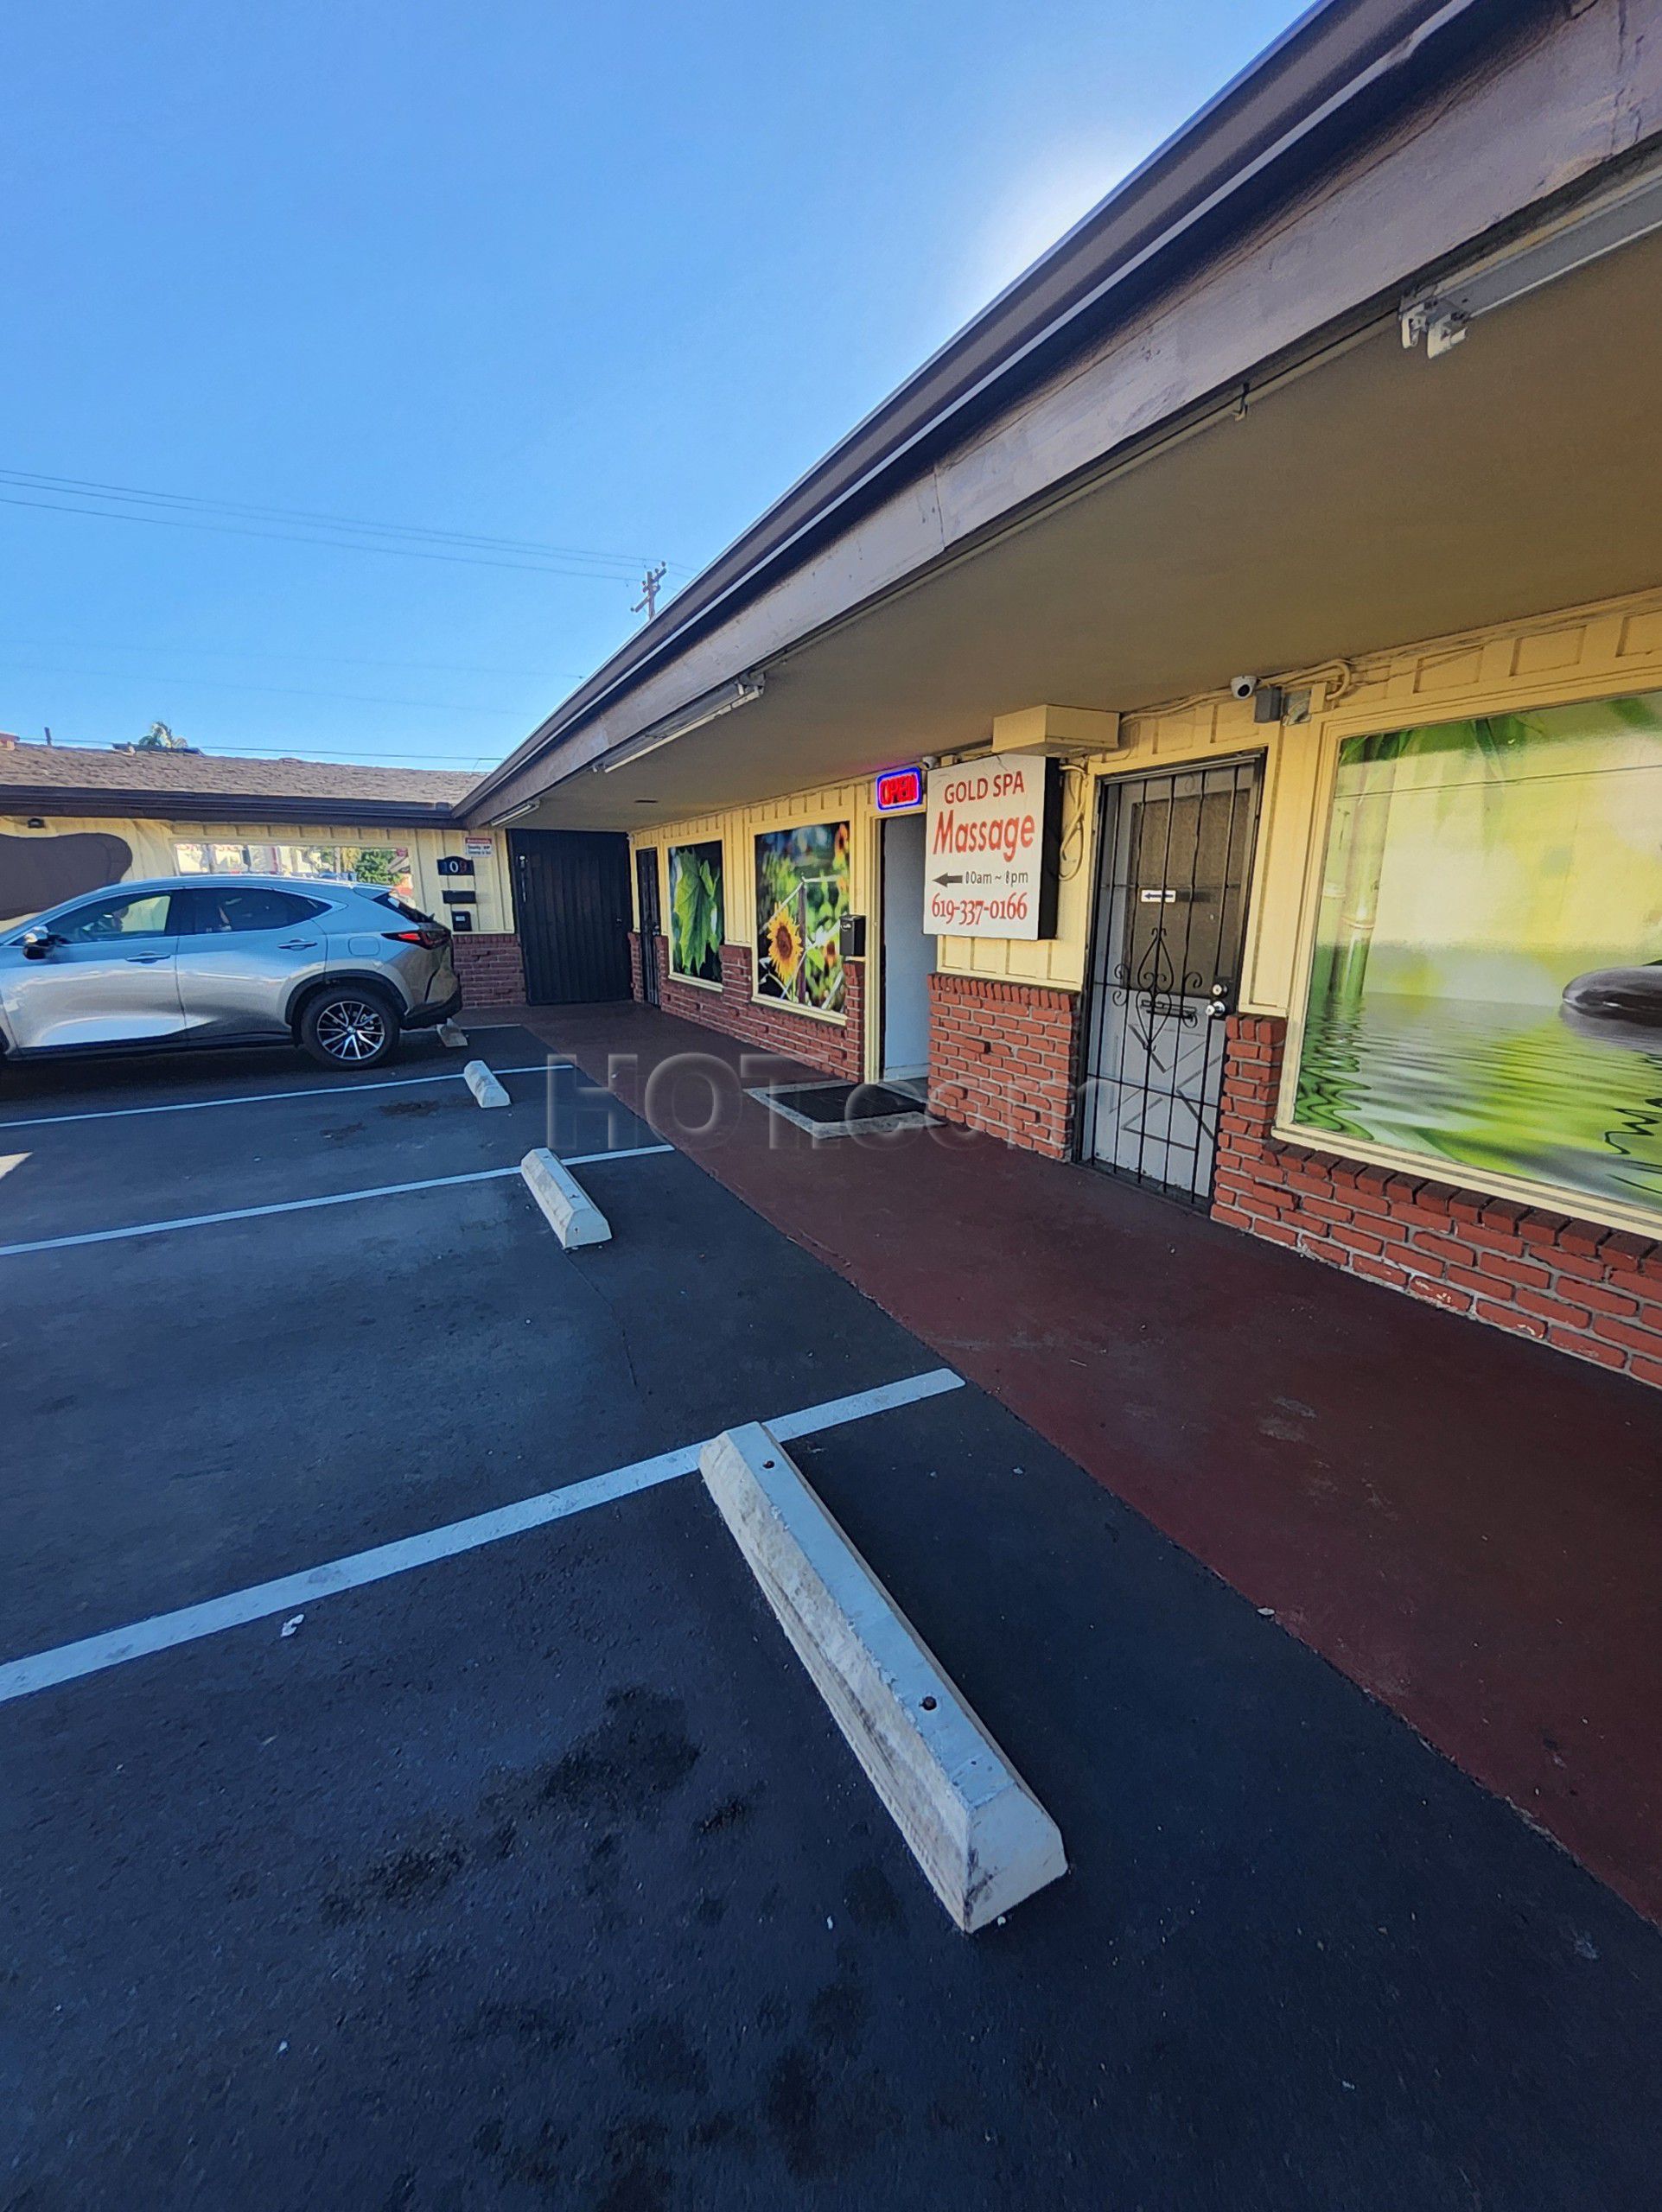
463,0,1576,826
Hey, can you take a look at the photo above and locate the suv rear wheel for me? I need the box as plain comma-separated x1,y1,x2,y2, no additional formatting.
299,985,401,1070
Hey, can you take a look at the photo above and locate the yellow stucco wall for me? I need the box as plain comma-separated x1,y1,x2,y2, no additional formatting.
0,815,514,933
632,583,1662,1078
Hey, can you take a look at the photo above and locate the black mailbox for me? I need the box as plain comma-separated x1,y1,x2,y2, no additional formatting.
839,913,867,959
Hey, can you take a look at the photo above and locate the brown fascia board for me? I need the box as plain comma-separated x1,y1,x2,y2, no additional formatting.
462,0,1522,821
0,788,462,829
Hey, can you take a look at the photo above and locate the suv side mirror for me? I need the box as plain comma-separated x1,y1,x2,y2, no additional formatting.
21,929,63,961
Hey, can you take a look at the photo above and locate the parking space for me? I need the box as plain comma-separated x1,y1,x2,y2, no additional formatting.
0,1023,478,1122
3,1033,1662,2208
0,1027,636,1252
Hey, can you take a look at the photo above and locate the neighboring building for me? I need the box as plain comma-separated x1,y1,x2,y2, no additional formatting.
0,741,525,1004
458,0,1662,1386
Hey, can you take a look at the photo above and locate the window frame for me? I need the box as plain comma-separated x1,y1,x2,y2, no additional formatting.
1275,674,1662,1242
172,839,412,891
48,889,179,945
173,886,334,937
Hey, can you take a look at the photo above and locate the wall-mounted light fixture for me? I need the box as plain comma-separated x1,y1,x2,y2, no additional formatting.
1402,152,1662,359
600,673,765,774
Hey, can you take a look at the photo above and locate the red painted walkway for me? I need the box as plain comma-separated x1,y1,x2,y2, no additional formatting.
481,1000,1662,1927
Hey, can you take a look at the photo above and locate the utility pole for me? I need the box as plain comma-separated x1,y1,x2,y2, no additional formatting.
632,563,667,622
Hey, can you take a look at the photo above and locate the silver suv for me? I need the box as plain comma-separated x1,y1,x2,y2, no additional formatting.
0,875,461,1071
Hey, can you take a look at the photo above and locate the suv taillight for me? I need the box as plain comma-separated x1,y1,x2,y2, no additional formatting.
384,927,449,950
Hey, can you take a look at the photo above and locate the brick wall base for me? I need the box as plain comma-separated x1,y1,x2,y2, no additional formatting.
927,972,1081,1160
627,931,864,1082
451,931,525,1008
1214,1014,1662,1384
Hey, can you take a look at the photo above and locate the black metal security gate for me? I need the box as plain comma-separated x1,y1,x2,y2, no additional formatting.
510,830,633,1005
634,848,661,1006
1081,757,1263,1205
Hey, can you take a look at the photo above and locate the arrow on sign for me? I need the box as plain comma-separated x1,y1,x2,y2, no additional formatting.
932,872,964,886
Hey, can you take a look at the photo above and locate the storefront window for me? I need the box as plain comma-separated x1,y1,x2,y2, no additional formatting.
1288,690,1662,1224
667,840,724,984
755,822,850,1013
173,841,413,898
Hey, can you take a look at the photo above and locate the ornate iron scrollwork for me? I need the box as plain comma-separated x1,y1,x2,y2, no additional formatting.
1110,919,1204,1028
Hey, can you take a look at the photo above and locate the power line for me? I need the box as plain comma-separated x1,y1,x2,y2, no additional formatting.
3,639,591,682
9,735,499,766
0,490,669,582
0,659,517,715
0,467,691,575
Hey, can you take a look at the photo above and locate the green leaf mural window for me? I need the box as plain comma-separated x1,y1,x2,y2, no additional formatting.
668,840,725,985
755,822,850,1013
1289,690,1662,1224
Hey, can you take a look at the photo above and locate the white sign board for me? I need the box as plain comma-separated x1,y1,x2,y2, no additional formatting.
924,754,1059,938
464,836,494,857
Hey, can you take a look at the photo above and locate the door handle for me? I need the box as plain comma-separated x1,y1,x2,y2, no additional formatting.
124,954,169,964
278,938,319,949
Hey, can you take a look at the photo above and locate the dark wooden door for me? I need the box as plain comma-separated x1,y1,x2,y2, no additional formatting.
634,848,661,1007
510,830,633,1004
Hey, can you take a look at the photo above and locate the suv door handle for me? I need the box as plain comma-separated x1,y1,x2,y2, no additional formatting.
124,953,169,964
278,938,319,949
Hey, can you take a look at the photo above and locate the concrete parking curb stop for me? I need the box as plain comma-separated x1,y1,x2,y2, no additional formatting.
437,1020,468,1047
463,1059,510,1109
699,1421,1067,1932
519,1147,612,1249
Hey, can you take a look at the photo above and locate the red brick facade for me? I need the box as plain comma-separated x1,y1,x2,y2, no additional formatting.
926,972,1080,1160
628,932,864,1083
1214,1015,1662,1384
451,931,525,1007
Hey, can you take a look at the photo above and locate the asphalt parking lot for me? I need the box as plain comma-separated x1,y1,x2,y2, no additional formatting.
3,1027,1662,2210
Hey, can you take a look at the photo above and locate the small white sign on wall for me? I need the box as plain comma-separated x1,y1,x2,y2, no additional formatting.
923,754,1060,939
463,837,494,857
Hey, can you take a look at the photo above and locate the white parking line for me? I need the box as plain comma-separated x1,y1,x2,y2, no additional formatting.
0,1367,965,1703
0,1061,569,1133
0,1144,675,1257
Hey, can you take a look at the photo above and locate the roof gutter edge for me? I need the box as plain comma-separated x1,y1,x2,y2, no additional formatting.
0,791,465,828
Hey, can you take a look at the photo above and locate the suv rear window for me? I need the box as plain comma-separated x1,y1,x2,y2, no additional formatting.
181,887,331,934
373,892,438,925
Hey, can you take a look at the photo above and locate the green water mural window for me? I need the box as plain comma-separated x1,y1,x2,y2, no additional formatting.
1288,690,1662,1224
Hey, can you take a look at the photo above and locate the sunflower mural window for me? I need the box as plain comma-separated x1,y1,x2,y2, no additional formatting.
1288,690,1662,1226
755,822,851,1014
668,840,724,985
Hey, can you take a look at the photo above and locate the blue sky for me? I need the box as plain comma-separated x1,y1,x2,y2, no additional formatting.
1,1,1306,773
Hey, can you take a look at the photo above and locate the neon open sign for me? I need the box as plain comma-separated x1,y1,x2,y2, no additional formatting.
874,765,924,812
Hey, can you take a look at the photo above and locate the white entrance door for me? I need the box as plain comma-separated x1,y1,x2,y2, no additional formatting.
882,813,934,1081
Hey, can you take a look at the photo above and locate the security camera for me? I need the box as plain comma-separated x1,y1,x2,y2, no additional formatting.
1229,675,1258,702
